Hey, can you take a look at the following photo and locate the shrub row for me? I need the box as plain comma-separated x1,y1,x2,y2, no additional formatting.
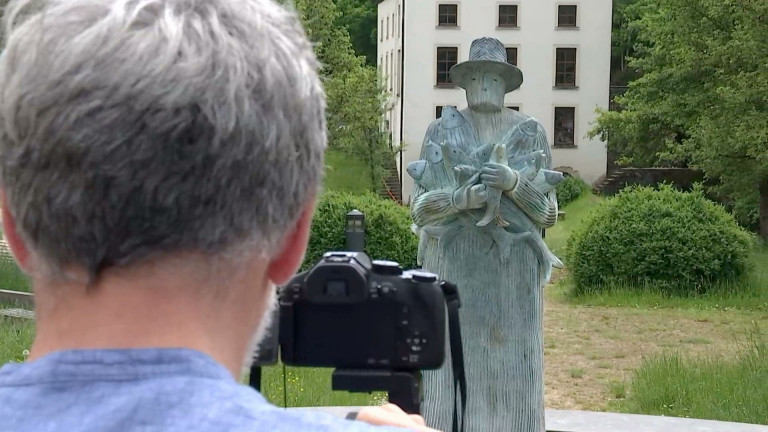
303,191,418,270
556,175,590,208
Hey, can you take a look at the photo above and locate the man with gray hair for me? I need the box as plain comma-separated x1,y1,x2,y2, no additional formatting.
0,0,437,431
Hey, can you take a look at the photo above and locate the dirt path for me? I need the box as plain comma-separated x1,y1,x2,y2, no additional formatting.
543,282,768,411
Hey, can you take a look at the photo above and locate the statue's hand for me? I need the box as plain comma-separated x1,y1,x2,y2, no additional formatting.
481,162,518,191
452,173,486,210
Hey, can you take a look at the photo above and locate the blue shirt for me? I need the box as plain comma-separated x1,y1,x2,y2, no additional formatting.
0,348,406,432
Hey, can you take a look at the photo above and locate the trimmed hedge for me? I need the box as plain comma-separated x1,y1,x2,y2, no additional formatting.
567,185,753,294
556,175,590,208
303,191,418,270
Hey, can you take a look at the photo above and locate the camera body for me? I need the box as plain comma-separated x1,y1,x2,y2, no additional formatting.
278,252,446,370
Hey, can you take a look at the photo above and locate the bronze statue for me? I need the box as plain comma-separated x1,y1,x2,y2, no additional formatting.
409,37,564,432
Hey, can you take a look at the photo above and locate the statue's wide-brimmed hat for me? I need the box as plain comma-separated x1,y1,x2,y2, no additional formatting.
449,37,523,93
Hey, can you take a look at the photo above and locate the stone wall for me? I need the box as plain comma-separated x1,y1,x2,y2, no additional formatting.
596,168,707,196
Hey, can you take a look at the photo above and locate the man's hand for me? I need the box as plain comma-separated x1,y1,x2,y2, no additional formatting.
481,163,518,191
356,404,441,431
452,173,487,211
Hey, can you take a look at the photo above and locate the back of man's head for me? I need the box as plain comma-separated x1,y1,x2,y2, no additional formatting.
0,0,326,280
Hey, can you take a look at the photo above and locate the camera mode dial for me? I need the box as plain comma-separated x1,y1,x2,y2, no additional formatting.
372,260,402,276
410,271,438,283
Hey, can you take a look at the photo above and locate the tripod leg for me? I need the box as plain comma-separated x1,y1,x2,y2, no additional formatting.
248,365,262,392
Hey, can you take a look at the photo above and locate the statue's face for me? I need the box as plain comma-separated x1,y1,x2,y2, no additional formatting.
465,70,505,112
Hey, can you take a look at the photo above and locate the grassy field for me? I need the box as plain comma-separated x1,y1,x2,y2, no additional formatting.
0,256,30,293
0,316,33,364
323,150,374,195
259,365,384,407
615,329,767,424
542,191,768,424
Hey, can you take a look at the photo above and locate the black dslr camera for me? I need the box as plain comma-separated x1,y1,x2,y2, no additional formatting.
252,252,462,415
279,252,446,370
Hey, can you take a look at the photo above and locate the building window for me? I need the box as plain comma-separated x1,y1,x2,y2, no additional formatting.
438,4,458,27
555,48,577,86
384,55,388,88
507,105,520,111
505,47,518,66
436,106,443,119
380,20,383,41
498,5,519,28
554,107,576,146
436,47,458,86
390,52,394,92
386,16,390,39
558,5,577,27
396,49,402,96
397,5,401,37
392,14,395,36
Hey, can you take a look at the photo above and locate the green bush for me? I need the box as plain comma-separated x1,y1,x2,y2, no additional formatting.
567,184,753,295
303,191,418,270
556,175,590,208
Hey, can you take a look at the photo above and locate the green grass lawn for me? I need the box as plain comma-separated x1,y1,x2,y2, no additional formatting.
323,150,374,195
0,316,33,364
0,258,30,292
545,192,605,260
259,365,384,407
614,329,767,425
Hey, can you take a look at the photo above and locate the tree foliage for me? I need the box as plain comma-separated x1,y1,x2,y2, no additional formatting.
611,0,643,86
333,0,378,66
289,0,392,193
590,0,768,238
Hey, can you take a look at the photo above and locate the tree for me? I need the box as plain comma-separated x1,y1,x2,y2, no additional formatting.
325,67,394,189
290,0,393,193
589,0,768,239
610,0,642,86
334,0,378,66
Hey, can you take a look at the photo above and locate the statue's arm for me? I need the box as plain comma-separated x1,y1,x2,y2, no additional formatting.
411,187,460,227
503,125,559,228
410,122,463,227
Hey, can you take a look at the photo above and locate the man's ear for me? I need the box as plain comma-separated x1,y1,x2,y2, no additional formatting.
266,200,315,286
0,189,31,273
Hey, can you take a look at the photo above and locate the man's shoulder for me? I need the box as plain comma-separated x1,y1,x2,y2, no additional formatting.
151,377,398,432
0,352,399,432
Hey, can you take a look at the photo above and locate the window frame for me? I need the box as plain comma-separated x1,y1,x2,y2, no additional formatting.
437,3,460,28
497,3,520,28
505,46,519,67
553,106,577,147
554,47,578,88
435,46,460,88
557,4,578,28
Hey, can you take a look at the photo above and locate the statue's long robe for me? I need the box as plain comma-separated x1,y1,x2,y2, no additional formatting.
411,108,559,432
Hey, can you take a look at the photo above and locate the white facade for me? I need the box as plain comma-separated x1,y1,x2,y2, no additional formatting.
378,0,612,204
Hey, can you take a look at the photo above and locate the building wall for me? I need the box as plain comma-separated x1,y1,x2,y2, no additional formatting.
379,0,611,203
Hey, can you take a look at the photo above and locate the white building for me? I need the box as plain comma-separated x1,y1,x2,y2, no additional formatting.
377,0,612,204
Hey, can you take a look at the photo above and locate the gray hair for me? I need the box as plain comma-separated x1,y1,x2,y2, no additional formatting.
0,0,327,278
